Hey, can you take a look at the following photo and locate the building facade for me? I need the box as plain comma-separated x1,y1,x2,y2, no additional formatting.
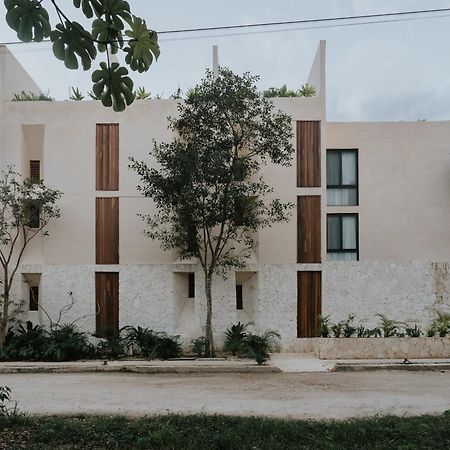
0,42,449,349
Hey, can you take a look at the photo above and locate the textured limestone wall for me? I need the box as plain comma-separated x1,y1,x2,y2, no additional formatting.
322,261,450,329
8,261,449,350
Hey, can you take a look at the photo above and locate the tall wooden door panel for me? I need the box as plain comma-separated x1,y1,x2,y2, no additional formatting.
297,121,321,187
96,197,119,264
96,124,119,191
95,272,119,337
297,271,321,338
297,195,321,263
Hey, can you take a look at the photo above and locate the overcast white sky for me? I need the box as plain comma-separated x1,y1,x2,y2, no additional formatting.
1,0,450,121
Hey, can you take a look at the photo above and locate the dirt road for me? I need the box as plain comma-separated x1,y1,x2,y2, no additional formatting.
1,371,449,419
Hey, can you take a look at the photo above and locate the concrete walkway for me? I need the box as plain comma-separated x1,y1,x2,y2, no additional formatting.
0,354,448,374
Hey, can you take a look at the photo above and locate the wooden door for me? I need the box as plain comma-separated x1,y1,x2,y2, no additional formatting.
95,272,119,337
297,121,321,187
297,271,321,338
96,197,119,264
96,124,119,191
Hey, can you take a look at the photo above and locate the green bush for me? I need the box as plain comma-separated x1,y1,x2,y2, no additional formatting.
190,336,205,357
427,311,450,337
224,322,252,355
243,331,280,365
405,324,422,337
96,336,126,359
318,315,331,337
3,322,48,360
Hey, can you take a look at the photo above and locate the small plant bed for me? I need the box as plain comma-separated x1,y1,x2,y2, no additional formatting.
0,413,449,449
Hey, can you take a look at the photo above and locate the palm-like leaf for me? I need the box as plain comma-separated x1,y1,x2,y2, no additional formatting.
73,0,103,18
92,61,134,111
124,16,160,73
92,18,123,53
101,0,131,30
50,21,97,70
5,0,51,42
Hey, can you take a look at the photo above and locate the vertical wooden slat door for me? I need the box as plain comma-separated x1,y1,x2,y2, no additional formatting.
96,197,119,264
297,121,321,187
95,272,119,337
96,124,119,191
297,271,322,338
297,195,321,263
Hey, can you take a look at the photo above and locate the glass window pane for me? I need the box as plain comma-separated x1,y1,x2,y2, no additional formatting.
341,152,356,185
326,152,340,186
327,188,357,206
342,216,357,249
327,216,341,250
327,252,357,261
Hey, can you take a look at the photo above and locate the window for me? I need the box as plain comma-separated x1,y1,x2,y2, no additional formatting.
29,160,40,182
188,273,195,298
23,199,40,229
326,149,358,206
96,124,119,191
29,286,39,311
236,285,243,310
327,214,358,261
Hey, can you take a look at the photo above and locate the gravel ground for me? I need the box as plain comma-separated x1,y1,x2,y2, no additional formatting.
1,370,449,419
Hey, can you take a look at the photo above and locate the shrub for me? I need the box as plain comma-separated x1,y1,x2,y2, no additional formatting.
427,311,450,337
224,322,252,355
405,324,422,337
43,324,93,361
356,325,381,338
122,326,182,359
342,315,357,338
331,322,343,338
190,336,205,357
3,322,48,361
377,314,403,337
11,90,53,101
96,336,126,359
317,315,331,337
243,331,280,365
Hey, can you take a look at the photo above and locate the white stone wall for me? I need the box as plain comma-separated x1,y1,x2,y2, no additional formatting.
9,261,449,350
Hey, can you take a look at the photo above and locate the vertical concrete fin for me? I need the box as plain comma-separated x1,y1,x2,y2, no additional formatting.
0,45,42,107
307,40,326,118
212,45,219,79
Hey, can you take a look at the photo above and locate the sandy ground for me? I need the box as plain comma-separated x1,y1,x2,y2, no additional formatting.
1,371,449,420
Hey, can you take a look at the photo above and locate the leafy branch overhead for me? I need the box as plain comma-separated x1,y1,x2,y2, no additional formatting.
4,0,160,111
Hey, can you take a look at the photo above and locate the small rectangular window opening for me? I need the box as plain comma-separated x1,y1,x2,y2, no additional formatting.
29,286,39,311
236,285,243,310
30,160,41,182
188,273,195,298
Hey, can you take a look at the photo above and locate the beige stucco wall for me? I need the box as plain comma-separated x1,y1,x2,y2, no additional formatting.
327,122,450,261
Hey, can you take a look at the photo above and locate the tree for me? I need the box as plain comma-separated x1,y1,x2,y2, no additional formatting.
130,68,294,356
4,0,160,112
0,167,62,351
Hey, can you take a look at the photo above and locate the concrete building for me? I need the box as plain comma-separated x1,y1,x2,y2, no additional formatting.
0,41,449,349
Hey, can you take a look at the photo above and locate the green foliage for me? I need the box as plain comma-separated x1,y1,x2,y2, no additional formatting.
87,89,101,100
190,336,205,357
2,322,48,360
124,16,160,73
133,86,151,100
51,21,97,70
11,90,53,101
1,413,450,449
377,313,403,337
317,315,331,337
242,330,280,365
122,326,181,359
4,0,159,112
0,386,22,421
405,324,422,337
262,83,316,98
69,87,84,101
130,68,294,356
356,325,381,338
96,336,126,359
331,322,343,338
341,315,357,338
92,61,134,111
427,310,450,337
224,321,251,355
5,0,51,42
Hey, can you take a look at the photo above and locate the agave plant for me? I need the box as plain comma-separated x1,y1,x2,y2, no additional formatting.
11,90,53,101
134,86,151,100
377,313,403,337
69,87,84,101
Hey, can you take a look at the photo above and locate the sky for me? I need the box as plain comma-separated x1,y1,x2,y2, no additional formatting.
1,0,450,121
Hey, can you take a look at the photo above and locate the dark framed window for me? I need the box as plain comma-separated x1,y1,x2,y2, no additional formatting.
188,273,195,298
29,160,41,183
236,285,243,310
327,214,358,261
29,286,39,311
326,149,358,206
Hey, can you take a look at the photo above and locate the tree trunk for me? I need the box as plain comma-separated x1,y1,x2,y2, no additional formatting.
0,285,9,353
204,274,215,357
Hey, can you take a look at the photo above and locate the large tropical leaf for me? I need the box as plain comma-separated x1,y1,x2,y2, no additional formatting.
73,0,103,19
50,21,97,70
92,62,134,112
92,18,123,53
5,0,51,42
124,16,160,73
100,0,131,31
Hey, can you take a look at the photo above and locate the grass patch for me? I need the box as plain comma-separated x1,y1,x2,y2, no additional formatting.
0,413,449,449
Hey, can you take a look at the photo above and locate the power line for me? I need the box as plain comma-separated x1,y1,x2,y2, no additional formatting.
0,7,449,46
